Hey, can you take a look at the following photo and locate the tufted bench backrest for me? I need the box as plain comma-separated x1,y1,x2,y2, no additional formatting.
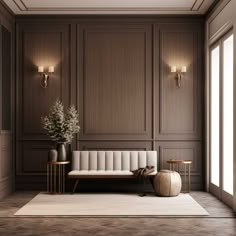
71,151,158,171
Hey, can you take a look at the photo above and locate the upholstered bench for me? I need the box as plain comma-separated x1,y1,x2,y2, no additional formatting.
68,150,158,193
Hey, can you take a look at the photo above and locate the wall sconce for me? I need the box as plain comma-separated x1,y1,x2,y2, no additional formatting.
38,66,54,88
170,66,187,88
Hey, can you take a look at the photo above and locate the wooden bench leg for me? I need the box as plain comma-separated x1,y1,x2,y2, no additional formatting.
149,177,154,188
72,179,79,194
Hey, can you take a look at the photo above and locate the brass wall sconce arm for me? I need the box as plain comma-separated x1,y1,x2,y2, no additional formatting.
38,66,54,88
171,66,187,88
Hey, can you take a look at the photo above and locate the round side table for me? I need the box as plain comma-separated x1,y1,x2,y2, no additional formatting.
47,161,70,194
166,159,192,193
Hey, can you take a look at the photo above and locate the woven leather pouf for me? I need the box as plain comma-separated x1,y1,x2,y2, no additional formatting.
154,170,182,197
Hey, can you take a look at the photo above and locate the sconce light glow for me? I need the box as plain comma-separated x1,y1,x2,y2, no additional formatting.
170,65,187,88
171,66,177,73
48,66,54,73
38,66,44,73
38,66,55,89
181,66,187,73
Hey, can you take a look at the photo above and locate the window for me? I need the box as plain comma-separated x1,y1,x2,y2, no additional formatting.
223,34,234,195
209,32,234,206
210,45,220,187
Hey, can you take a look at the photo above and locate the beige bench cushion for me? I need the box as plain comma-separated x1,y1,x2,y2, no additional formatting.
68,151,158,177
71,151,157,171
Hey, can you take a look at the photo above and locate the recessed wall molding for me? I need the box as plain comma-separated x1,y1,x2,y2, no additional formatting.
16,141,54,175
158,142,201,175
78,141,152,151
79,24,152,140
154,24,202,141
155,141,203,189
16,24,71,138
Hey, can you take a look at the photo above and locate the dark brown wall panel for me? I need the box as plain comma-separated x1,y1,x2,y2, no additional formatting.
17,24,70,139
157,142,201,173
16,141,54,175
0,134,13,179
1,26,12,130
15,19,204,191
78,141,152,151
23,32,62,134
154,24,202,141
79,25,152,140
155,141,203,190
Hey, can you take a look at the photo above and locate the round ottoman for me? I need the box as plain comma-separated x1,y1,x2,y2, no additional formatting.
154,170,182,197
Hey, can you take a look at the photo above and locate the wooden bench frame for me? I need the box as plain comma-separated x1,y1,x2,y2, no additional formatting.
68,174,155,193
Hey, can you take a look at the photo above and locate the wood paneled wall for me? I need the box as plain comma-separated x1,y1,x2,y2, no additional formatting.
79,24,152,140
155,24,202,141
16,24,71,138
0,1,15,199
0,133,14,198
15,17,204,191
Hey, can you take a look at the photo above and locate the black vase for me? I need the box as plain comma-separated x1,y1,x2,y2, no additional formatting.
57,143,67,162
48,149,58,162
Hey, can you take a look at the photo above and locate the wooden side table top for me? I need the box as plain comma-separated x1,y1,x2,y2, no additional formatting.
181,160,192,164
166,160,192,164
47,161,70,165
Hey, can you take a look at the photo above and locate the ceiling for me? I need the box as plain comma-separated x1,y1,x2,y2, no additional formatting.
3,0,217,15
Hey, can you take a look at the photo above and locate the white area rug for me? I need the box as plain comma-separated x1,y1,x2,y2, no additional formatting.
15,193,209,216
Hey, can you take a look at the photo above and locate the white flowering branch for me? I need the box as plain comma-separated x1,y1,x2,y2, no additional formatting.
42,100,80,144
